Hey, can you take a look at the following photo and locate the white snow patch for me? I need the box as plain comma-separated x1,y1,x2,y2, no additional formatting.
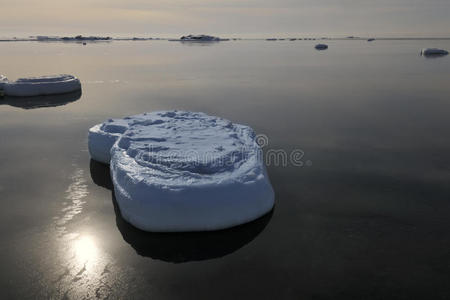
88,111,274,232
4,74,81,97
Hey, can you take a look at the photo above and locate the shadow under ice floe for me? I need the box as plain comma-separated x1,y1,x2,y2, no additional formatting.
0,90,81,109
90,159,273,263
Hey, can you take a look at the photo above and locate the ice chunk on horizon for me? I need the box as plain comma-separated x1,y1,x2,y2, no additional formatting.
3,74,81,97
88,111,275,232
169,34,229,42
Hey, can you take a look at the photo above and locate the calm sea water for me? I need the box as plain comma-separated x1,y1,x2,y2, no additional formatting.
1,40,450,299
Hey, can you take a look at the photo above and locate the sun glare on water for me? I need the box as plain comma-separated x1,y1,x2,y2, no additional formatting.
74,235,98,264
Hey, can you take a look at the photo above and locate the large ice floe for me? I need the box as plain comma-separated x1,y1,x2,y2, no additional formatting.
421,48,449,57
3,74,81,97
88,111,275,232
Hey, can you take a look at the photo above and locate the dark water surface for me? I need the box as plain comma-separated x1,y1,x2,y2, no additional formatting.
1,40,450,299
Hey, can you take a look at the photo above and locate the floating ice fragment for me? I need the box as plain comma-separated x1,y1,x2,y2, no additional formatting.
421,48,448,57
88,111,275,232
315,44,328,50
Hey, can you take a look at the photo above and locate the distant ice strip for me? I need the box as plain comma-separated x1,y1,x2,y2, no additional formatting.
3,74,81,97
89,111,275,232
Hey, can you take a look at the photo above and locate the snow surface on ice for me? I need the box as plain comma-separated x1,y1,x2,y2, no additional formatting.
3,74,81,97
88,111,274,232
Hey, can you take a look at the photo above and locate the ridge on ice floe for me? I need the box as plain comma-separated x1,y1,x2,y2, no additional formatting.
3,74,81,97
421,48,448,56
88,111,275,232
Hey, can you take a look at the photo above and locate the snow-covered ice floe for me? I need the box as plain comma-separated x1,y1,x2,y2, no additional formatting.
3,74,81,97
89,111,275,232
421,48,448,56
315,44,328,50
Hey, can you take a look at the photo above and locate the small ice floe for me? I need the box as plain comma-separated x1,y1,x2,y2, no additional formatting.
169,35,229,42
88,111,275,232
421,48,449,57
3,74,81,97
315,44,328,50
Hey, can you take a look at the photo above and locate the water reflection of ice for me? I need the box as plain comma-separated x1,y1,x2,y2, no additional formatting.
0,90,82,109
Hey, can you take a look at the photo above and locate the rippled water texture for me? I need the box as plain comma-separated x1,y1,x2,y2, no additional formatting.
0,39,450,298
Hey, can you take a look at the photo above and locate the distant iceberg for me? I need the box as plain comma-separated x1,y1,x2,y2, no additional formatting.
88,111,275,232
3,74,81,97
421,48,448,56
169,35,229,42
0,75,7,91
315,44,328,50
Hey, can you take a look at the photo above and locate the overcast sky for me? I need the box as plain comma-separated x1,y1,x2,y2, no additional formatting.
1,0,449,37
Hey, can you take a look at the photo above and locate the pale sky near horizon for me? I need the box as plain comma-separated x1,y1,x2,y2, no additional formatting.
1,0,449,37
